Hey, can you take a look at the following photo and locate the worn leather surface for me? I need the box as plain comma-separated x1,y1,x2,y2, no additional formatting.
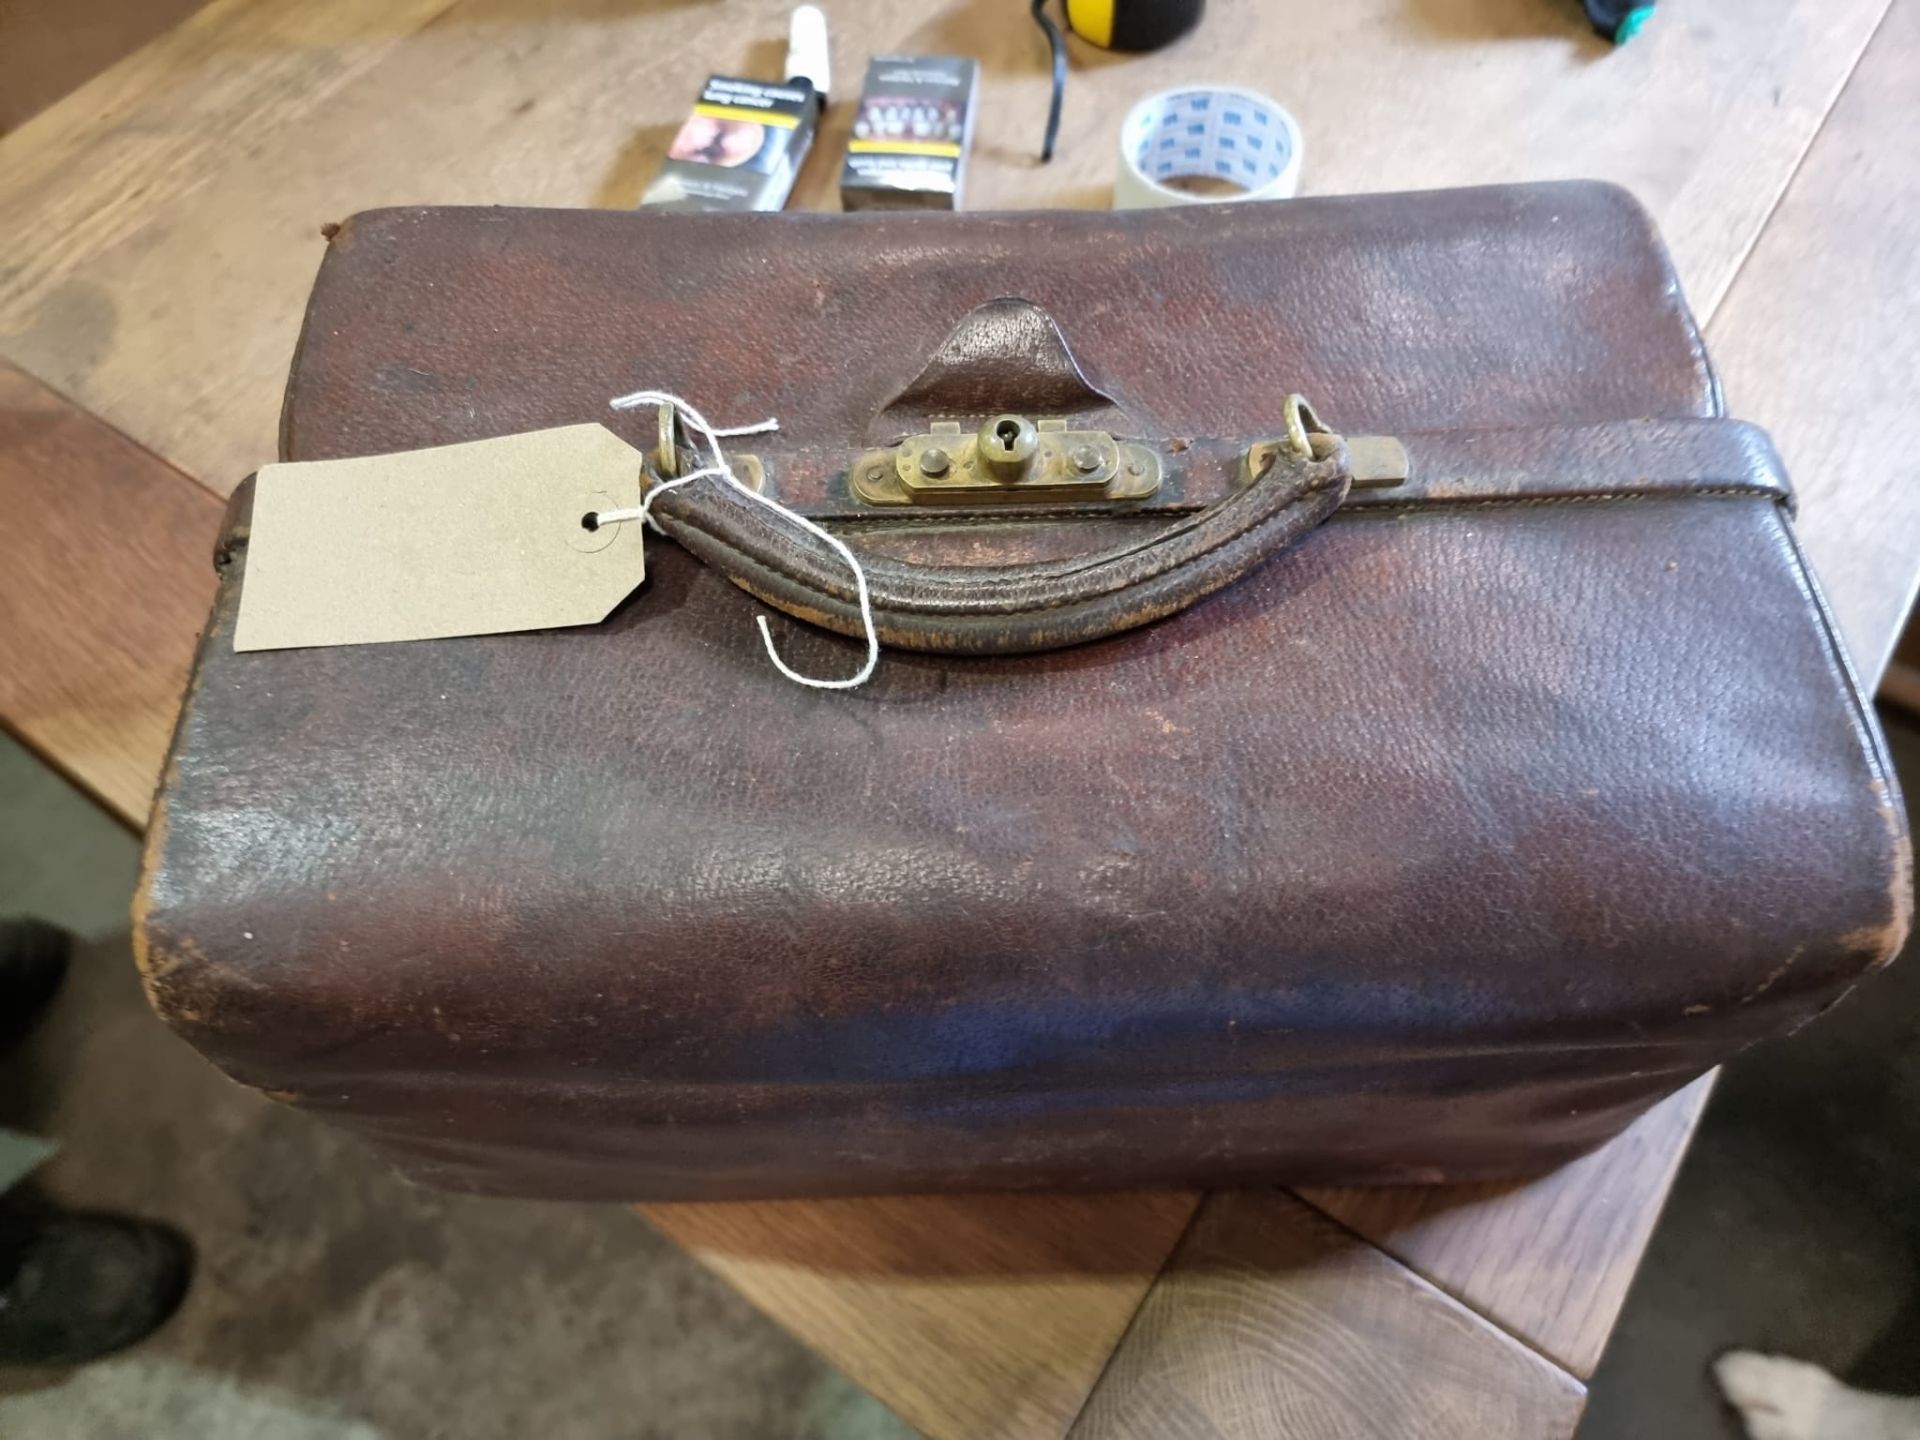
137,183,1911,1200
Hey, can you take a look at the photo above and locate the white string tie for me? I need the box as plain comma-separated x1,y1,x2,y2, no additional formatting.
597,389,879,690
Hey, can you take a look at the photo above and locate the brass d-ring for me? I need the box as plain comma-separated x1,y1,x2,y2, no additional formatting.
1282,394,1325,461
654,401,679,479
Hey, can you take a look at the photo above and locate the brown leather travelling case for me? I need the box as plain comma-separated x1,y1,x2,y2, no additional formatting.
135,182,1912,1201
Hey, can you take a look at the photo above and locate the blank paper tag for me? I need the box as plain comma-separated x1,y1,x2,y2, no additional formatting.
234,425,647,652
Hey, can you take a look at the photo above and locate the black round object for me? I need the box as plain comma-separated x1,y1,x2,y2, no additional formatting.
0,1215,193,1365
1103,0,1206,52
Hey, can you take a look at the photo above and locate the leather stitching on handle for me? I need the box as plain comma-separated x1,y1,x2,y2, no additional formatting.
657,489,1329,618
653,476,1326,610
646,446,1348,654
649,446,1347,626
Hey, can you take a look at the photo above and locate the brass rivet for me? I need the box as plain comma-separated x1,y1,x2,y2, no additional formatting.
1126,458,1145,477
1070,444,1101,474
920,447,951,478
867,464,887,481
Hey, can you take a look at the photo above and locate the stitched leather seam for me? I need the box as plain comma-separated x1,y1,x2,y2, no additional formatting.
667,486,1768,621
798,508,1197,531
1355,486,1778,516
209,483,1778,571
660,473,1334,621
677,500,1320,620
679,510,1302,621
805,485,1785,526
724,483,1783,530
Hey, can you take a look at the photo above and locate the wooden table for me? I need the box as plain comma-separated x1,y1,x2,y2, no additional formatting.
3,1,1917,1435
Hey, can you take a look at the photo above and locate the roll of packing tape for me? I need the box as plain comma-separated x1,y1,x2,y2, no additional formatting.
1114,86,1303,209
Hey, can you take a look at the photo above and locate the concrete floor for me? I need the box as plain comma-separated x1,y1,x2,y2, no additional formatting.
1,713,1916,1439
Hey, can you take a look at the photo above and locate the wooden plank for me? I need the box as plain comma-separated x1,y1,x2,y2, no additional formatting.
0,0,1888,497
1301,1076,1715,1381
0,0,205,134
0,360,222,827
1068,1191,1588,1440
0,0,458,497
874,0,1891,323
0,0,454,308
644,1191,1201,1440
1705,0,1920,682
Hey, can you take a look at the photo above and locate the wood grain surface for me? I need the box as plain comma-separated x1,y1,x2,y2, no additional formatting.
1301,1075,1715,1380
0,0,1891,495
0,361,220,827
0,2,1915,1438
0,0,205,133
1704,0,1920,684
1068,1190,1588,1440
645,1191,1200,1440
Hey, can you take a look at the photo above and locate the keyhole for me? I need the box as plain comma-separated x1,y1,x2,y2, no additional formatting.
994,419,1021,451
580,512,601,532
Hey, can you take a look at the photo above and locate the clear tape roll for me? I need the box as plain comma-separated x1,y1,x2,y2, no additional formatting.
1114,86,1303,210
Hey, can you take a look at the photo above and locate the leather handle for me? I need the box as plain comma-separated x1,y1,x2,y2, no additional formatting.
650,428,1352,656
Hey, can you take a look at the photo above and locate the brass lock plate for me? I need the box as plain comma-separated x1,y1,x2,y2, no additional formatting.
853,416,1163,507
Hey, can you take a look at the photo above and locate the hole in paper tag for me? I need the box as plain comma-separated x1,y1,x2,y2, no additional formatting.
568,485,624,553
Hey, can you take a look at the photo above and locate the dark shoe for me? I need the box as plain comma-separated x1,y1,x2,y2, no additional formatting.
0,1214,192,1365
0,919,70,1054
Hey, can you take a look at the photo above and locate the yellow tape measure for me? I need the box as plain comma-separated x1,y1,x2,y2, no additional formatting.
1032,0,1206,160
1063,0,1205,50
